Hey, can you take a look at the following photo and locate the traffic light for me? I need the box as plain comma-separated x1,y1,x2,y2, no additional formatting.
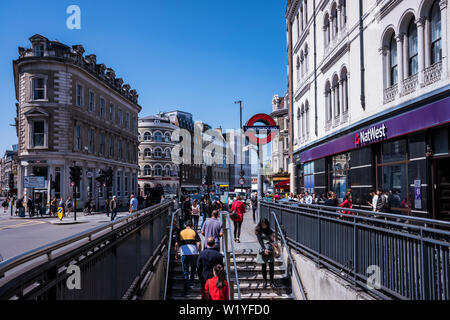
70,166,82,185
8,173,14,190
105,168,114,188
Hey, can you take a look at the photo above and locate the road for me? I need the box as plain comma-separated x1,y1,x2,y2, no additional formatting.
0,211,131,262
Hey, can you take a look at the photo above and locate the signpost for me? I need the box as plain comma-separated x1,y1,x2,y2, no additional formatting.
244,114,279,220
57,207,64,221
23,176,45,189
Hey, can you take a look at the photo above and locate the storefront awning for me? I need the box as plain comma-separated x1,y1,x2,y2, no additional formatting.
274,180,290,189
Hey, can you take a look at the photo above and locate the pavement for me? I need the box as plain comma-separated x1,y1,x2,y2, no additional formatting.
0,210,131,262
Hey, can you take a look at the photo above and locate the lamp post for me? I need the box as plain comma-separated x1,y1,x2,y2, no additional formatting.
234,100,244,192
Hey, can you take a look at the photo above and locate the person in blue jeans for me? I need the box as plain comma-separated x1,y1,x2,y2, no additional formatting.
110,196,118,221
175,220,201,296
200,196,211,230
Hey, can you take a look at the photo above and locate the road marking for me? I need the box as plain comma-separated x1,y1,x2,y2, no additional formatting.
0,220,45,231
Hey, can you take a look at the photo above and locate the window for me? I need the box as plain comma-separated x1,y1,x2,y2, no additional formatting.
88,129,95,153
126,112,130,128
75,125,82,150
144,165,151,176
144,132,152,141
125,174,129,196
408,21,418,76
110,137,114,157
76,85,83,106
164,166,171,177
118,109,123,125
109,104,114,121
165,132,171,142
99,133,105,155
32,78,45,100
430,1,442,65
89,91,95,112
324,14,331,47
305,103,310,136
118,140,123,159
117,174,121,196
31,121,45,147
100,98,105,117
390,34,398,85
330,153,351,202
154,164,163,176
325,81,332,122
165,148,171,158
144,148,151,157
154,147,162,158
154,132,163,142
35,45,44,57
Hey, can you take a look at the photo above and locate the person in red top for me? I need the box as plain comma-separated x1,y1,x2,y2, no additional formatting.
204,264,229,300
230,195,245,243
340,192,353,215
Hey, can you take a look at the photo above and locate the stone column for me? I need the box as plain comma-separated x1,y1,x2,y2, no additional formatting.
403,32,410,79
396,34,405,93
440,0,448,78
416,17,425,84
340,80,345,115
302,3,307,28
424,18,431,67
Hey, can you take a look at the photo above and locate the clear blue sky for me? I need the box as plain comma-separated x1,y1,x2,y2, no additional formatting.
0,0,287,155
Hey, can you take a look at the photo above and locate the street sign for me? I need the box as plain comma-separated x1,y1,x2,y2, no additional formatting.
86,172,93,178
23,176,45,189
239,178,246,185
58,207,64,221
244,114,279,145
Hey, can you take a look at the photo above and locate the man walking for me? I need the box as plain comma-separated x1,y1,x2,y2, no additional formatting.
175,220,201,296
110,196,118,221
182,196,192,226
250,192,258,224
305,191,313,205
201,210,223,251
129,194,138,213
197,237,224,297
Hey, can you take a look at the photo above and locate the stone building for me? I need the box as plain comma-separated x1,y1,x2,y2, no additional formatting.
137,115,179,196
13,34,141,208
286,0,450,219
0,145,18,197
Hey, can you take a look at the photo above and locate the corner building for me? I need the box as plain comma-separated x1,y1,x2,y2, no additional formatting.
286,0,450,220
13,35,140,208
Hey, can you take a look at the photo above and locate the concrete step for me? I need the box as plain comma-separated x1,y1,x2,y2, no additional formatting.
169,292,294,300
169,283,291,295
169,274,288,283
169,259,283,268
169,266,286,275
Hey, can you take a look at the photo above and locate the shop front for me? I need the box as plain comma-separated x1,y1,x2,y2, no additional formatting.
295,96,450,220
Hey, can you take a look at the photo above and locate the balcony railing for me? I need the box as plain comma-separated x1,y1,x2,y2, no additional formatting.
401,73,419,96
384,83,398,104
423,61,443,87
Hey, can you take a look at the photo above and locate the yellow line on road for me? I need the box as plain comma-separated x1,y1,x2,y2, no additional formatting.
0,220,45,231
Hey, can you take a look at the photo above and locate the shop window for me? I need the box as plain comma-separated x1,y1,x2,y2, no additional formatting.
432,127,449,155
380,139,406,163
304,162,314,193
329,153,351,202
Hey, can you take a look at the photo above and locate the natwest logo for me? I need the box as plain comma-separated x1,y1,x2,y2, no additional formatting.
355,124,387,145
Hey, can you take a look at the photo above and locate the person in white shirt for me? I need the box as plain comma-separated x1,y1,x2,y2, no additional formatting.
305,191,313,205
368,191,378,212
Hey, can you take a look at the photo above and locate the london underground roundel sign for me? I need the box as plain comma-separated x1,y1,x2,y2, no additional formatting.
244,114,279,145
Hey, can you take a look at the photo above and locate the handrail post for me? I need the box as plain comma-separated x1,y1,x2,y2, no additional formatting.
221,211,233,299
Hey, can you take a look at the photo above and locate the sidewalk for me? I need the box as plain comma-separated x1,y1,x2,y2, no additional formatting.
6,210,130,225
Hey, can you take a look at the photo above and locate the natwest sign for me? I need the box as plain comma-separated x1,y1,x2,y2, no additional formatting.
354,124,387,145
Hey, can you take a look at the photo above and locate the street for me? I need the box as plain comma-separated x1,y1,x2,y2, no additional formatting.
0,210,130,262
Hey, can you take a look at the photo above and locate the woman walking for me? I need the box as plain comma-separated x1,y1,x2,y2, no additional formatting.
65,197,73,217
255,219,276,289
191,199,201,231
50,196,57,217
230,195,245,243
204,264,229,300
200,196,211,230
2,197,9,213
340,192,353,215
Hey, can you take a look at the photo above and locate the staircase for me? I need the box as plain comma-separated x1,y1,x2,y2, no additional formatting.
166,248,293,300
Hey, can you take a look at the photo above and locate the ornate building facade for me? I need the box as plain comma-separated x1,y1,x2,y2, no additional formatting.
13,34,140,208
286,0,450,220
137,115,179,196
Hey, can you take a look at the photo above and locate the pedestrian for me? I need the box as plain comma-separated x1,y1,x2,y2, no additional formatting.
375,189,388,213
2,197,9,213
191,199,201,231
65,197,72,217
255,219,276,289
173,196,180,211
250,192,258,224
58,197,65,216
84,198,92,215
367,190,378,212
201,210,224,251
227,195,234,212
197,237,224,298
182,196,192,226
230,195,245,243
129,194,138,213
110,195,118,221
339,192,353,215
27,196,34,217
50,197,57,216
174,220,202,297
200,196,211,230
204,264,229,300
305,191,313,205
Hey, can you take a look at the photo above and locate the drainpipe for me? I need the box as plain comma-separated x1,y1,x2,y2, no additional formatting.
313,0,318,136
359,0,366,110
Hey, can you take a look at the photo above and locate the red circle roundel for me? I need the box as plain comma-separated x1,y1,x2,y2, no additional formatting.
245,113,277,145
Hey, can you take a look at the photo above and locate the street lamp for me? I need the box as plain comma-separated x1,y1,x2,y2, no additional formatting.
234,100,244,191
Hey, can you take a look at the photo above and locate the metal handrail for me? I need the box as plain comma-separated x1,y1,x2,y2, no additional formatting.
271,210,307,300
163,208,179,300
264,201,450,229
0,201,171,279
221,235,232,300
224,211,241,300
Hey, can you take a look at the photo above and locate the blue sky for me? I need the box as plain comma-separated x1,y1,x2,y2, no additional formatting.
0,0,287,155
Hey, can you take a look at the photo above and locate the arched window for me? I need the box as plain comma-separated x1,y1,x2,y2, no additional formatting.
154,131,162,142
325,81,332,122
164,132,171,142
296,56,301,82
301,104,306,138
165,148,171,158
341,0,347,27
430,1,442,65
331,2,338,37
300,51,305,78
154,164,162,176
408,20,418,76
332,75,340,117
304,44,309,74
154,147,162,158
305,101,310,136
143,132,151,141
340,68,349,113
324,13,331,47
390,34,398,85
297,108,301,141
164,165,171,177
144,165,151,176
144,148,151,157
